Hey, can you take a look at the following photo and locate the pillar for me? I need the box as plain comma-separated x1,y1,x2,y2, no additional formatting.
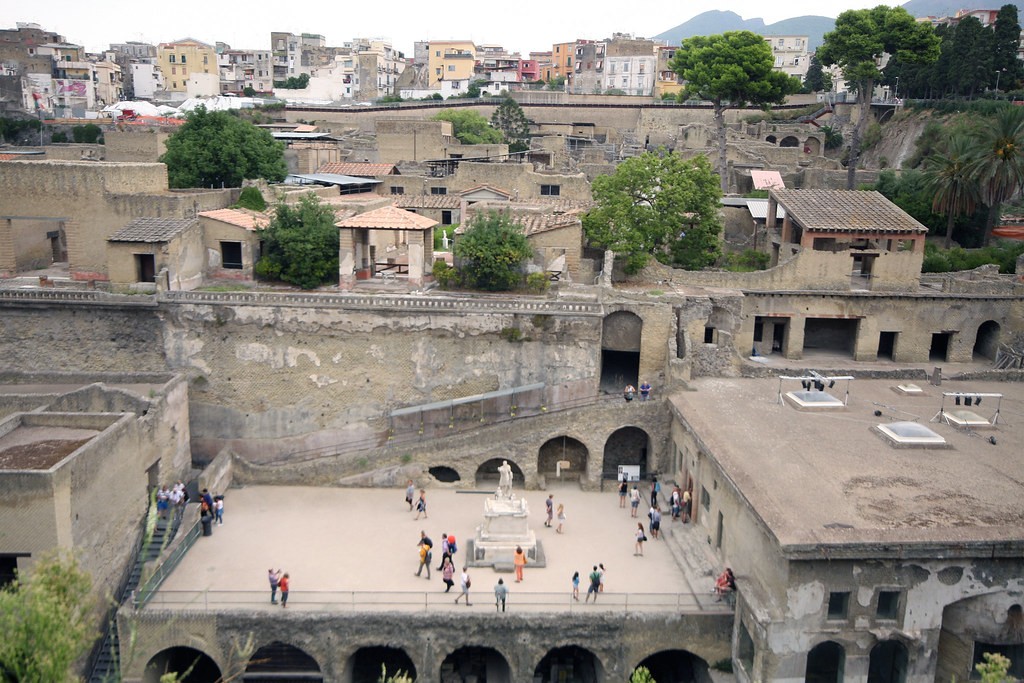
338,227,356,290
0,218,15,276
784,316,805,360
407,230,425,287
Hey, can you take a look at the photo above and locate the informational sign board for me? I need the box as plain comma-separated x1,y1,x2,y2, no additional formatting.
617,465,641,482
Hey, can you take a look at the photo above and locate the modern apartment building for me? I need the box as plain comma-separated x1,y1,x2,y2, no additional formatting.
157,38,216,92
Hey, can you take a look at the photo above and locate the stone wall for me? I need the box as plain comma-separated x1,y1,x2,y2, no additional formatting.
104,129,170,163
379,162,592,203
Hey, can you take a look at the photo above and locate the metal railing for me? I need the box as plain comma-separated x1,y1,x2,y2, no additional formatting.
133,518,202,608
138,589,732,614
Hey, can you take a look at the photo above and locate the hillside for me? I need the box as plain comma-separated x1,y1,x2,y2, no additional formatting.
654,10,835,49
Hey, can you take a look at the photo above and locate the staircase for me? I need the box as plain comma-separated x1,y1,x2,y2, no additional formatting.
797,104,833,127
87,512,182,683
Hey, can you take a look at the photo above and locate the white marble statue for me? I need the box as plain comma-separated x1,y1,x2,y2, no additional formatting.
497,459,513,499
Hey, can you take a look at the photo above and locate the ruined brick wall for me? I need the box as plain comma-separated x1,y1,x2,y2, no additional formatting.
104,129,170,163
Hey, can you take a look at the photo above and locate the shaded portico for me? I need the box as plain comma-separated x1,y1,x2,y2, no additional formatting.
335,205,438,289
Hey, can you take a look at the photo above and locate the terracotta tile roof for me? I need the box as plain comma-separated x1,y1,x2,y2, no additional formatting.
336,205,438,231
316,162,399,177
108,217,199,242
0,153,22,161
516,213,582,236
393,195,461,209
198,208,269,231
771,189,928,235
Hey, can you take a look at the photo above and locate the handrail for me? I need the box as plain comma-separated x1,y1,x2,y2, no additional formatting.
137,589,733,614
133,518,202,608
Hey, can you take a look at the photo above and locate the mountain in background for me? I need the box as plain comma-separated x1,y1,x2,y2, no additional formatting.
654,2,1024,50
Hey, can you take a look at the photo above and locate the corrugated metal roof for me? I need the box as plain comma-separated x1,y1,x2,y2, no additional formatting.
745,199,785,220
108,217,198,243
287,173,382,186
272,132,335,140
771,189,928,235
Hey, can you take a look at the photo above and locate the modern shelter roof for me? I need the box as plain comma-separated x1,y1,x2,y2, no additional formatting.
770,189,928,235
108,217,198,243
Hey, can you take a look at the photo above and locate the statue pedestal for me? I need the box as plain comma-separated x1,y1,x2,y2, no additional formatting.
468,496,544,568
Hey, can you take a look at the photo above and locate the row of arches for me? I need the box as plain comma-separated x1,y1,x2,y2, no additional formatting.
426,426,654,487
764,135,821,153
806,639,908,683
145,643,710,683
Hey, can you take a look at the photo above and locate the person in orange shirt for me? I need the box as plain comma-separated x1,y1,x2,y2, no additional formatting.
513,545,527,582
279,572,290,608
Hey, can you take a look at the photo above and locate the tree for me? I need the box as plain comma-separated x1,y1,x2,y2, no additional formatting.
819,125,844,151
546,75,566,91
491,98,530,152
160,106,287,188
670,31,801,192
431,110,503,144
967,104,1024,245
630,666,657,683
818,6,940,189
976,652,1012,683
72,123,102,144
454,211,533,291
992,5,1022,91
236,186,268,211
803,55,832,93
255,194,339,289
0,551,95,683
583,151,723,273
924,135,980,247
273,73,310,90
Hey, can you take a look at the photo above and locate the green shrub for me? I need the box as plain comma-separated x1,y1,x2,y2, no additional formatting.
431,260,459,289
236,186,267,211
499,327,523,342
722,249,770,271
525,272,550,294
51,131,68,143
861,122,882,150
922,242,1024,273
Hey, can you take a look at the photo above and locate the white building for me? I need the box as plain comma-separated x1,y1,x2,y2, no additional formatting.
603,55,656,96
219,48,273,94
765,35,810,81
131,62,164,100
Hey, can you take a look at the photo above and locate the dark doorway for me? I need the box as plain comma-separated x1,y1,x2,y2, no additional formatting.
973,320,1001,361
601,349,640,393
803,318,858,358
868,640,908,683
0,555,21,589
244,641,322,682
780,136,800,147
535,646,604,683
429,466,460,483
635,649,711,683
440,646,512,683
538,436,588,482
135,253,156,283
600,311,643,393
442,210,453,225
930,333,952,362
144,647,222,683
475,458,524,488
878,332,897,361
221,241,243,269
348,646,416,683
602,427,650,480
805,641,845,683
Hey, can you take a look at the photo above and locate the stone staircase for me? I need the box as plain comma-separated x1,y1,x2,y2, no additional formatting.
657,509,721,597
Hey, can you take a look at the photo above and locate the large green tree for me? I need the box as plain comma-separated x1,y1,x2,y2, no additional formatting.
491,98,530,153
923,135,980,247
992,4,1023,91
255,194,339,289
160,106,287,188
0,552,95,683
583,151,723,273
818,6,940,189
454,211,533,291
431,109,503,144
967,105,1024,245
803,55,832,93
670,31,801,192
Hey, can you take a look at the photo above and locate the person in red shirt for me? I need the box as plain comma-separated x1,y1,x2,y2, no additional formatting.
279,573,290,608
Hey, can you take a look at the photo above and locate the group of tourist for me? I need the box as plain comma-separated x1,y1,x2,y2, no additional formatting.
267,568,290,607
155,481,189,521
622,380,653,402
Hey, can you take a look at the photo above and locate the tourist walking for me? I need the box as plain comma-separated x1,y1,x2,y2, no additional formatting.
414,489,427,519
279,572,290,607
416,531,433,579
494,578,508,612
630,485,641,517
156,485,170,520
405,480,415,511
618,477,628,508
648,506,662,540
441,556,455,592
545,494,554,527
436,533,450,570
682,487,692,524
585,566,601,603
571,571,580,601
214,495,224,525
650,477,661,507
268,568,281,604
556,504,566,533
598,563,606,593
513,545,527,582
454,567,471,605
635,523,647,556
670,486,681,522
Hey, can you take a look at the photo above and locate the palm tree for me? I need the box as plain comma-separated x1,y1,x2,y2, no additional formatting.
924,135,980,248
968,106,1024,245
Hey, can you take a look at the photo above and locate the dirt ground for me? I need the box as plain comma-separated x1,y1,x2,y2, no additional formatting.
0,439,89,469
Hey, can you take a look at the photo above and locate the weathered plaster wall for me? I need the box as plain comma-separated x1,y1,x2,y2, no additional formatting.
104,130,170,163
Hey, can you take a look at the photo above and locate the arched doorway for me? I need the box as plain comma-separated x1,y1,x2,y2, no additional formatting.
535,646,604,683
766,135,778,144
601,311,642,393
440,646,512,682
538,436,588,483
780,136,800,148
429,465,461,483
805,137,822,154
347,646,416,683
635,649,711,682
603,427,650,480
144,647,221,683
867,640,908,683
475,458,524,489
805,641,845,683
245,642,322,682
974,320,1001,361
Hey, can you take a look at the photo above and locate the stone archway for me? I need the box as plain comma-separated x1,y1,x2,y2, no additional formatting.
429,465,461,483
346,646,416,683
601,310,643,393
535,645,605,683
634,649,711,682
867,640,908,683
780,135,800,148
805,137,821,154
974,320,1001,361
144,647,222,683
805,641,845,683
766,135,778,144
538,436,588,483
244,641,322,682
476,457,525,489
440,646,512,683
603,427,650,480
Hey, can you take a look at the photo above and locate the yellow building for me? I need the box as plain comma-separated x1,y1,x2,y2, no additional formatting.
654,46,684,99
157,37,217,92
426,40,476,86
551,41,576,84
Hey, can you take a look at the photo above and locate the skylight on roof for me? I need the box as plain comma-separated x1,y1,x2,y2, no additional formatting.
875,421,948,448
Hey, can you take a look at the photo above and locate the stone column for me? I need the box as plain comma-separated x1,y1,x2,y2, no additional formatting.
852,316,878,361
407,230,424,287
338,227,356,290
780,215,794,245
0,218,15,276
783,316,805,360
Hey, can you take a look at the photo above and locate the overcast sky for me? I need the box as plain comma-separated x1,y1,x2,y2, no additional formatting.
4,0,903,56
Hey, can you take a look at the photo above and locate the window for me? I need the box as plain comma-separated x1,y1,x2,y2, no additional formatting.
827,591,850,619
220,242,243,269
700,486,711,512
171,66,176,75
704,326,716,344
447,65,455,71
430,187,447,195
442,210,453,225
435,68,441,76
540,184,560,196
390,186,405,195
876,591,900,619
435,50,441,57
180,54,186,64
